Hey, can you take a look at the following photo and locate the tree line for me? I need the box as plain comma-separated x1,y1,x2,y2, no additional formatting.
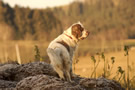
0,1,62,41
0,0,135,41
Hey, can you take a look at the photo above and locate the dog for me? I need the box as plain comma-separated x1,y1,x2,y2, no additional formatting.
47,22,89,82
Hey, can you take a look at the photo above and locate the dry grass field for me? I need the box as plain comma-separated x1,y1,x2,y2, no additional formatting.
74,49,135,78
0,40,49,63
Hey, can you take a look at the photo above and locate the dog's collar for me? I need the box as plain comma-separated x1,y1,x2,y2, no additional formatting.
64,33,73,39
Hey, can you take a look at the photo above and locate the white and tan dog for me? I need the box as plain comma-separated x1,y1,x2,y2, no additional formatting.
47,22,89,82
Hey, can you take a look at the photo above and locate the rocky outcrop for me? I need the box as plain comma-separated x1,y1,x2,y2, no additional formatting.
0,63,19,80
79,78,125,90
0,62,57,81
16,75,83,90
16,75,125,90
0,80,17,90
0,62,125,90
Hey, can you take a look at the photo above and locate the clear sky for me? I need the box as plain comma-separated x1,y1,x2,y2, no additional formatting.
3,0,75,9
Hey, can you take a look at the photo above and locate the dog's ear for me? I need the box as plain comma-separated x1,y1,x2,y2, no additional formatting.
71,24,82,39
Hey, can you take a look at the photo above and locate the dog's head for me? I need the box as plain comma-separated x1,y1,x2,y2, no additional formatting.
64,22,89,41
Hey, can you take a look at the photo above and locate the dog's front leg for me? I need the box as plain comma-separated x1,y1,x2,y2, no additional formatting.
64,60,72,82
70,58,73,79
70,54,80,79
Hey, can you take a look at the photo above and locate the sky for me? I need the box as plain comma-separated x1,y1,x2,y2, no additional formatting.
3,0,75,9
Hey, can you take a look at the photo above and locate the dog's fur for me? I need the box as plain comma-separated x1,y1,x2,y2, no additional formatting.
47,22,89,82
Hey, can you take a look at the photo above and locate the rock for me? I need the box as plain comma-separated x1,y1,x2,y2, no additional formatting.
79,77,125,90
0,62,125,90
16,75,125,90
0,80,17,90
13,62,58,81
0,63,19,80
16,75,83,90
0,62,57,81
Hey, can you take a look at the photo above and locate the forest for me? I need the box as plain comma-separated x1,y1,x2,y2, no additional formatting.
0,0,135,42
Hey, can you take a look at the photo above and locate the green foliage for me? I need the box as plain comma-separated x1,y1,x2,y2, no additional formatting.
106,56,115,77
90,54,101,78
113,66,125,83
91,55,96,63
111,57,115,64
124,45,130,90
124,45,130,56
34,45,43,62
101,52,107,77
89,53,116,78
117,66,125,75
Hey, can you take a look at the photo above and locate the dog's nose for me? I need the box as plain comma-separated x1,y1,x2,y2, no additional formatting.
86,31,90,36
